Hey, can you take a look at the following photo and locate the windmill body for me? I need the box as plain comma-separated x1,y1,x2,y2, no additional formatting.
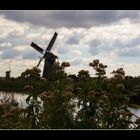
5,70,11,79
43,52,58,79
5,63,11,79
30,32,58,79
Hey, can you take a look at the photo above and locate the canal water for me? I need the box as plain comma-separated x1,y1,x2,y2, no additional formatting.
0,91,140,123
0,91,28,108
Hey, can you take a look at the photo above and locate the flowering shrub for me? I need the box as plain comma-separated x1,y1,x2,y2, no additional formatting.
0,60,140,129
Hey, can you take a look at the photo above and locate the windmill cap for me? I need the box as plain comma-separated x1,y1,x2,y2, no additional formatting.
43,52,58,58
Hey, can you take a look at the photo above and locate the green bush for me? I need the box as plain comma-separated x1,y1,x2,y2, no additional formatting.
0,60,140,129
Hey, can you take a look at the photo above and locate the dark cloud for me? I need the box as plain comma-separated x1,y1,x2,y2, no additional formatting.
89,39,101,47
117,47,140,57
88,44,109,56
0,47,42,60
0,10,139,28
70,58,85,66
66,36,79,45
88,38,111,55
89,34,140,57
128,36,140,47
113,36,140,49
88,46,100,56
56,47,68,54
112,39,126,48
118,11,139,20
22,51,39,59
0,48,21,59
0,33,28,48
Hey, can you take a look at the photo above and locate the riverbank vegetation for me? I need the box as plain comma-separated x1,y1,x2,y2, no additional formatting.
0,59,140,129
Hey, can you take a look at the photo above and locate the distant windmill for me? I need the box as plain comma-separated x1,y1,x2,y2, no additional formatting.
30,32,58,79
5,63,11,79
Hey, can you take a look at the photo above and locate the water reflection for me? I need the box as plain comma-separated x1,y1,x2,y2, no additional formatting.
0,92,28,108
1,91,140,123
129,107,140,122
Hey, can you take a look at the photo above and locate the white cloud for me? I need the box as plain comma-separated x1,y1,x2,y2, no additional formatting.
71,50,82,56
0,10,140,78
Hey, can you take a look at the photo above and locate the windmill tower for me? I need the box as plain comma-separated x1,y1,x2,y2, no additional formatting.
5,64,11,79
30,32,58,79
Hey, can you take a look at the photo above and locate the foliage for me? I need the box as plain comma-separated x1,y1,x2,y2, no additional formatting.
0,60,140,129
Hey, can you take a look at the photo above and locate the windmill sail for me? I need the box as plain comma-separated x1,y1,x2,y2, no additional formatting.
30,32,58,77
37,57,43,67
31,42,44,54
46,32,58,52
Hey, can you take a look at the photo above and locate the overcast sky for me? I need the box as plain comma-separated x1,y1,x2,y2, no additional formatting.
0,10,140,78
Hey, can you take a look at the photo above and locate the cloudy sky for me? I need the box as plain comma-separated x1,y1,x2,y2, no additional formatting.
0,10,140,78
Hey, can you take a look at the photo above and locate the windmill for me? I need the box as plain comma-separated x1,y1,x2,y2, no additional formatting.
30,32,58,79
5,63,11,79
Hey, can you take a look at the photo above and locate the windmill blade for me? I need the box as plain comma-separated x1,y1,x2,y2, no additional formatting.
37,57,43,67
46,32,58,52
31,42,44,54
